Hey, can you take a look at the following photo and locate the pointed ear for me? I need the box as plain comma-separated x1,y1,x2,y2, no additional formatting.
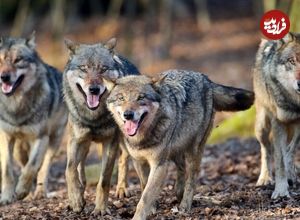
26,31,36,49
64,38,79,55
104,38,117,51
277,32,295,50
151,73,167,85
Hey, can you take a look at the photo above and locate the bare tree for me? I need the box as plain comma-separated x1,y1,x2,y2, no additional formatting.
51,0,66,41
11,0,31,37
194,0,211,31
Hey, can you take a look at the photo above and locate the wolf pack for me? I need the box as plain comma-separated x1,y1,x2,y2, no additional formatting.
0,31,299,219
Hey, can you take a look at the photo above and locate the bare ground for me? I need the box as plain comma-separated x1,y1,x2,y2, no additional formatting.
1,138,300,219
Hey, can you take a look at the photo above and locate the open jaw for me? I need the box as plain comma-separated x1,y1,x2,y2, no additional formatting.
1,75,25,96
76,83,106,110
123,112,148,136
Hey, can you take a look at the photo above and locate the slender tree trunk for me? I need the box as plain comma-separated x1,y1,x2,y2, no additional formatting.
289,0,300,32
108,0,124,18
160,0,173,59
194,0,211,31
51,0,66,41
11,0,30,37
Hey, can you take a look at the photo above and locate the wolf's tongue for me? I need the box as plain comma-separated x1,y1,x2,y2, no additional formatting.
87,94,100,109
124,120,139,136
1,83,13,94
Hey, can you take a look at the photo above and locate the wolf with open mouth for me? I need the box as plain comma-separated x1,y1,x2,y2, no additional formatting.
107,70,254,220
0,33,68,204
63,38,139,214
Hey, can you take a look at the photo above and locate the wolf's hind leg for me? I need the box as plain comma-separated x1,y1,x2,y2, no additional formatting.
179,145,202,212
115,143,130,198
132,159,149,191
173,154,185,202
255,108,273,186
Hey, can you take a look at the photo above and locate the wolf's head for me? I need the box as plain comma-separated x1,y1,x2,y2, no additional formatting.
64,38,124,110
0,33,40,96
261,32,300,94
107,75,161,139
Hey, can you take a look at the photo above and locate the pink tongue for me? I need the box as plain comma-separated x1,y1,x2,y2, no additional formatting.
87,94,100,109
124,120,139,136
1,83,13,94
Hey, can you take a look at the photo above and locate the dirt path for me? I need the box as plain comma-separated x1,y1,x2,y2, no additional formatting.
1,138,300,219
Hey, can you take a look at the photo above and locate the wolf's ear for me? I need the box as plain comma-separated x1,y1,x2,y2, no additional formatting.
276,32,295,50
151,73,167,85
65,38,79,55
104,38,117,52
26,31,36,49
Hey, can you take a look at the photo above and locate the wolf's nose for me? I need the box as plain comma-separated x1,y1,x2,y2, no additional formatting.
0,74,10,83
89,85,100,95
124,110,134,120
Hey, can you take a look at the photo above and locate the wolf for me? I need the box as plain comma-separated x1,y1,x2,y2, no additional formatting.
106,70,254,219
254,32,300,199
0,33,67,204
63,38,139,214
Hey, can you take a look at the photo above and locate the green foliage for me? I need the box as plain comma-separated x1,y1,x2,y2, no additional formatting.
208,107,255,144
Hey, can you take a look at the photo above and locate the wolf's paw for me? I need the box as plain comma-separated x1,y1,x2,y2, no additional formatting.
115,186,130,199
92,207,111,216
15,185,31,200
68,196,86,213
256,176,274,186
179,199,192,212
271,189,290,199
33,188,47,200
0,192,16,205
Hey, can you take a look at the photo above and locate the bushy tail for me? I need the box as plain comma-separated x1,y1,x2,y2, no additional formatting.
212,83,254,111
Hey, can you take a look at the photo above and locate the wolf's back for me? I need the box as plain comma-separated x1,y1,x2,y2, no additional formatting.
212,83,254,111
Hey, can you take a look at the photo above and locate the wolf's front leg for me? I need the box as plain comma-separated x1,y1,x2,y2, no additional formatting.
15,136,49,200
66,137,90,212
0,134,16,205
93,137,118,215
133,161,168,220
271,119,290,199
115,143,130,198
255,108,273,186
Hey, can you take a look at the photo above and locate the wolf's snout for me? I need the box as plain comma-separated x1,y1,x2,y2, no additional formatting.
1,74,11,83
89,85,100,95
123,110,134,120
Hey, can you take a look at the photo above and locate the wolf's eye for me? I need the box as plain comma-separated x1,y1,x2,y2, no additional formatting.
14,56,23,63
78,65,88,72
288,57,296,66
101,65,109,74
118,96,124,101
137,95,145,101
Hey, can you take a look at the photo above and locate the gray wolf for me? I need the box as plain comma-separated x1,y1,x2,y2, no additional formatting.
106,70,254,219
0,33,67,204
63,38,139,214
254,32,300,199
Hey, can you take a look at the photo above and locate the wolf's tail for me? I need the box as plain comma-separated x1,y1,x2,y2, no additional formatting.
212,83,254,111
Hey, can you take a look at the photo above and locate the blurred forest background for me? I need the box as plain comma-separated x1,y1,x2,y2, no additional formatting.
0,0,300,142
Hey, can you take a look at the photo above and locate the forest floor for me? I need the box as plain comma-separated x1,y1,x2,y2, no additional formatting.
2,17,299,219
1,138,300,219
